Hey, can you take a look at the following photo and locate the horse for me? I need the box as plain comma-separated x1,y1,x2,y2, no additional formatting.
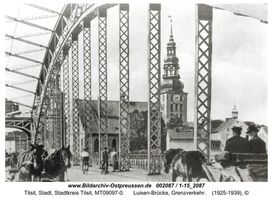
43,145,71,182
163,148,184,173
5,152,18,169
17,144,47,181
164,149,207,182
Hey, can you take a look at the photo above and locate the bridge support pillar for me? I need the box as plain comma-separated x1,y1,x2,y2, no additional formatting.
83,18,93,159
98,7,108,164
194,4,213,160
119,4,130,171
71,35,80,166
62,53,70,148
147,4,161,175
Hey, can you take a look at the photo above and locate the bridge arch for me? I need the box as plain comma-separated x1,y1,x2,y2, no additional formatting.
5,118,33,141
5,126,31,141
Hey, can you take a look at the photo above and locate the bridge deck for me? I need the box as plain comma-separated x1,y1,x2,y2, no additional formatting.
67,164,171,182
5,164,172,182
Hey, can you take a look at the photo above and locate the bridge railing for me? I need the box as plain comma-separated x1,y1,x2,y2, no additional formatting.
92,152,100,165
129,154,164,169
91,153,164,170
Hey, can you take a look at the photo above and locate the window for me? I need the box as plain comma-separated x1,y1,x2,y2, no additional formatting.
94,139,99,152
211,141,220,150
175,104,178,111
180,104,182,111
112,139,117,150
170,104,173,112
170,95,173,101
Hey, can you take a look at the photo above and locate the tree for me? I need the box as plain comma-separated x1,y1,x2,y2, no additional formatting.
167,115,183,129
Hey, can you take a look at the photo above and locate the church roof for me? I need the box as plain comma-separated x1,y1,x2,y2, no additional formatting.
212,118,246,133
161,78,184,93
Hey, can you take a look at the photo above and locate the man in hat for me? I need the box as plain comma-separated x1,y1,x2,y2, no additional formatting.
81,147,90,174
246,125,266,153
101,147,109,174
224,126,249,153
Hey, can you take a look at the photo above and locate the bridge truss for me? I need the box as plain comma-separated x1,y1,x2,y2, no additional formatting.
5,3,267,173
5,3,162,173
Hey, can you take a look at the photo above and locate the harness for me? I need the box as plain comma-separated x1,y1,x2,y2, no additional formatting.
42,149,71,179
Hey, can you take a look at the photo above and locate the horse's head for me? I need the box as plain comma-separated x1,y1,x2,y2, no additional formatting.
32,144,46,169
164,148,184,173
60,145,71,169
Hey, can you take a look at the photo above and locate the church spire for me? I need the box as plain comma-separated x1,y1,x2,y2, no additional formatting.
232,104,238,119
163,16,180,79
170,15,173,37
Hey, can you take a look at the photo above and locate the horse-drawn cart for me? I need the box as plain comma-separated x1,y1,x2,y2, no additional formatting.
202,153,268,182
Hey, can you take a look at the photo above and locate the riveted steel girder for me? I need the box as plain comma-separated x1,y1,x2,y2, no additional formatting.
194,4,213,160
147,4,161,175
83,19,93,157
119,4,130,172
62,54,70,148
71,38,80,165
98,7,108,163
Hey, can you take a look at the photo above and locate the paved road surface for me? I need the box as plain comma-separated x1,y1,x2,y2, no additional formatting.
6,165,174,182
67,164,172,182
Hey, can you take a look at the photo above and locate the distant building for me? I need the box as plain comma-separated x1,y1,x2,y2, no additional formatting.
166,127,194,151
5,99,19,114
257,125,268,150
211,105,248,156
5,131,28,153
78,100,147,153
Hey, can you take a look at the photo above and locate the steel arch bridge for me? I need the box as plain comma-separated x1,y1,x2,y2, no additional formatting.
6,3,162,174
5,3,267,175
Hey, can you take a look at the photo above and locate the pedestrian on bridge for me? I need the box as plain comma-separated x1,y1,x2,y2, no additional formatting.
101,147,109,174
246,125,266,154
110,148,118,172
224,126,249,153
81,148,90,175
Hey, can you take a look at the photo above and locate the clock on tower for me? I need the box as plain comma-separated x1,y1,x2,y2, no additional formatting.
173,94,180,103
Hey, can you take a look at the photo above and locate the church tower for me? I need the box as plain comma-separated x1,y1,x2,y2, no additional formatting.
160,19,188,125
232,105,238,120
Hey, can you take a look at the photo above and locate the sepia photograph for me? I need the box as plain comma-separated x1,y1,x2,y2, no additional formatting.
3,1,268,185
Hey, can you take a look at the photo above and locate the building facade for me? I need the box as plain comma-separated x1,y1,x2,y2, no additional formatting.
5,99,20,114
5,131,28,153
166,128,194,151
257,126,268,150
78,100,148,153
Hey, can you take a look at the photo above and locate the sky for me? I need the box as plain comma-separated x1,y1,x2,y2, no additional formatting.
3,2,268,125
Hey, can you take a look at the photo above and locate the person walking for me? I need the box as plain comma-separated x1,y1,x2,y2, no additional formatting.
224,126,249,153
246,125,266,153
110,148,118,172
81,148,90,174
101,147,109,174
